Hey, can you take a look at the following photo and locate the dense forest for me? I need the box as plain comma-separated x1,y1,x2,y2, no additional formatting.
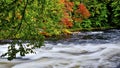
0,0,120,60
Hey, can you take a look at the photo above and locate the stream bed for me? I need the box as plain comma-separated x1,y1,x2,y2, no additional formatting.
0,29,120,68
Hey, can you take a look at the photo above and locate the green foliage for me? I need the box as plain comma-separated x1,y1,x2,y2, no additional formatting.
72,0,120,29
0,0,63,60
72,0,108,28
111,0,120,27
87,0,108,27
37,0,64,35
1,39,44,60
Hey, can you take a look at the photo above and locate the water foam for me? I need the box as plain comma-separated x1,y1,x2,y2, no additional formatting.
11,43,120,68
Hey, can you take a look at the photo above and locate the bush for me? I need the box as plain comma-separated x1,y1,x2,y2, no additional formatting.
111,0,120,27
65,0,120,29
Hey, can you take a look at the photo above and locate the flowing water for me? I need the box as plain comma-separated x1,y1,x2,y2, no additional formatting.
0,29,120,68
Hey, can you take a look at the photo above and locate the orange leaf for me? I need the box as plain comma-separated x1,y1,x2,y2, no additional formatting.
39,32,51,37
74,18,83,22
59,0,65,4
65,1,74,12
78,3,91,18
61,18,73,28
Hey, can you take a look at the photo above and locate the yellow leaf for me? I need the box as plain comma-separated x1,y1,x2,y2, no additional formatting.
62,29,72,34
39,32,51,37
53,29,61,35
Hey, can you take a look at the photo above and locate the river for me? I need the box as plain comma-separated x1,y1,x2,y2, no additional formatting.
0,29,120,68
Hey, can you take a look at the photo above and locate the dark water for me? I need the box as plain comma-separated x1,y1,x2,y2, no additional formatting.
46,29,120,44
1,29,120,44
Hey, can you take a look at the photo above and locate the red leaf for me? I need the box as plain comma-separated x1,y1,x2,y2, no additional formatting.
78,3,91,18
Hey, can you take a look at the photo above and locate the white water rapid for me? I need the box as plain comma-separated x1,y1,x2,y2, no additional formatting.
0,29,120,68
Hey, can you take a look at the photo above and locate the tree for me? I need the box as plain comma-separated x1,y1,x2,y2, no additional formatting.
0,0,64,60
0,0,45,60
